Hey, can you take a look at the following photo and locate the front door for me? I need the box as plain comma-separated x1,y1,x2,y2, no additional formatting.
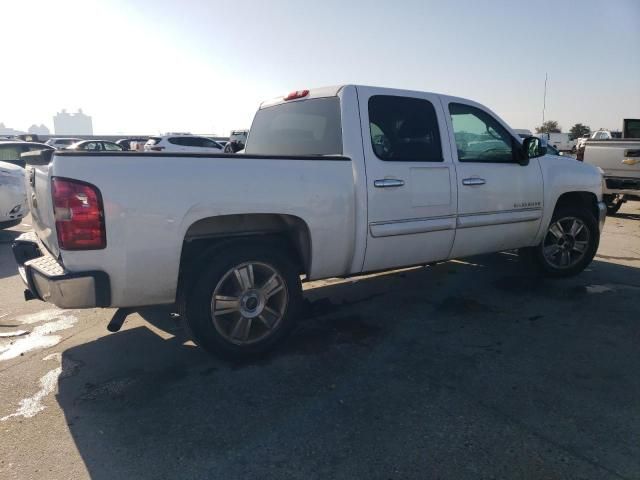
442,100,544,258
358,87,458,272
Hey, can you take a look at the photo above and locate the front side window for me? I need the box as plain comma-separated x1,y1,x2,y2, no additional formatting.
449,103,517,163
368,95,442,162
103,142,121,151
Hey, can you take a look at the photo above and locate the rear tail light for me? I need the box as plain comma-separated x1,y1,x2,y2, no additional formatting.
284,89,309,101
52,177,106,250
150,146,165,151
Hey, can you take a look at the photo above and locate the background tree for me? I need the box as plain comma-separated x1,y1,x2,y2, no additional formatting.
535,120,561,134
569,123,590,140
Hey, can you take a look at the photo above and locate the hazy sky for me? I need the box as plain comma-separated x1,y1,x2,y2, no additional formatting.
2,0,639,135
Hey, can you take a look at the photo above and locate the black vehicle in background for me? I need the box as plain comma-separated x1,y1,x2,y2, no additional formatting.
66,140,123,151
116,137,149,151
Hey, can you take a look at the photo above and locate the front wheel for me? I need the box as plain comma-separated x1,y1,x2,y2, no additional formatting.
185,242,303,360
522,207,599,278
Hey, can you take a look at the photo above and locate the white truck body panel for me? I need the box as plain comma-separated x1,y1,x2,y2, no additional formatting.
20,85,604,309
45,155,356,306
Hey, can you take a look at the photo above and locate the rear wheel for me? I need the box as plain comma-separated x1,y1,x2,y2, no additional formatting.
524,207,599,278
603,194,624,215
185,242,302,360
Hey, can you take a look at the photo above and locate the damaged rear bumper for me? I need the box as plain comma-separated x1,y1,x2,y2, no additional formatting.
12,232,110,309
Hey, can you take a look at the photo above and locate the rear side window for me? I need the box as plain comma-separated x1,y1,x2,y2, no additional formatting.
245,97,342,156
368,95,443,162
147,137,162,145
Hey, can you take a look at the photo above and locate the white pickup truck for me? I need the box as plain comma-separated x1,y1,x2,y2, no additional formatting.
583,139,640,214
13,85,606,359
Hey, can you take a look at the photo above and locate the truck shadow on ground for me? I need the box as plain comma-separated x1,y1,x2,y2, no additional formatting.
56,253,640,479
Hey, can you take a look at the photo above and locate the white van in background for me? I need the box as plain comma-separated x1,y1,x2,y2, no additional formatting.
538,133,576,152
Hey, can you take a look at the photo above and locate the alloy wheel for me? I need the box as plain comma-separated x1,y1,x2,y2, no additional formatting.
210,261,288,345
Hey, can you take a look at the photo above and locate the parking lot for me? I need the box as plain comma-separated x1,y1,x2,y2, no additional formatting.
0,203,638,479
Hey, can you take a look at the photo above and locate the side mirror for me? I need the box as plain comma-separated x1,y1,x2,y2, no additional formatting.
522,136,546,162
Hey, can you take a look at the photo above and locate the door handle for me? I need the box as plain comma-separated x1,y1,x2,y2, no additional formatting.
374,179,405,188
462,177,486,186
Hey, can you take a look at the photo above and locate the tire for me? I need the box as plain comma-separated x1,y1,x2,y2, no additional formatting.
603,194,623,215
184,241,303,360
525,207,599,278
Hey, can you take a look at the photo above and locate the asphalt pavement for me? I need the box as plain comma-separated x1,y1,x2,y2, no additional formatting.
1,204,639,480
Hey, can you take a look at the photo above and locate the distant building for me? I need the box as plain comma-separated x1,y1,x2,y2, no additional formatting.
53,109,93,135
0,123,25,136
28,124,50,136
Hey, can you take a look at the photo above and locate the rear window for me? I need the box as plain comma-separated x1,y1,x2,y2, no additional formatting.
245,97,342,156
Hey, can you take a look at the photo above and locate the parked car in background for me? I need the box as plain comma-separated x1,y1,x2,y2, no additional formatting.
45,138,82,149
116,138,149,151
513,129,533,139
224,129,248,153
0,141,54,168
0,161,27,229
229,130,248,144
144,134,223,153
14,85,605,359
576,133,592,151
66,140,123,151
541,140,564,157
591,130,615,141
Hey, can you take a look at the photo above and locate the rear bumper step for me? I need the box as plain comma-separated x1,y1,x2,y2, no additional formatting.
12,232,111,309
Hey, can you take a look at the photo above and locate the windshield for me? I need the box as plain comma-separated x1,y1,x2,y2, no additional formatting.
245,97,342,156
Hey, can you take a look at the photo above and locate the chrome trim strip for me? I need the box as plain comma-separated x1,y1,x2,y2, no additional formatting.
368,208,543,238
457,208,542,229
369,216,456,238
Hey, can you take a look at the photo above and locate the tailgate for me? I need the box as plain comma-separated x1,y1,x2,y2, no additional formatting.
584,141,640,178
21,149,60,257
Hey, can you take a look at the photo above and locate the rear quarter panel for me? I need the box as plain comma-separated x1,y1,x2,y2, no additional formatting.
51,154,356,307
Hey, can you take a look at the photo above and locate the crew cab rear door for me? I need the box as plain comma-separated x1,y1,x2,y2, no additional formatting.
357,87,457,271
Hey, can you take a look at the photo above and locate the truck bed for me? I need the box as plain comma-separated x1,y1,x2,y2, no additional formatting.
24,150,358,307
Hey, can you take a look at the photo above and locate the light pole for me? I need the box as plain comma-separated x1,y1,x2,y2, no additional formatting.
542,72,548,126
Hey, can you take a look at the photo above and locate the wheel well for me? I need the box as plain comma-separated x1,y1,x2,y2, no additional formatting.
179,213,311,280
554,191,599,220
